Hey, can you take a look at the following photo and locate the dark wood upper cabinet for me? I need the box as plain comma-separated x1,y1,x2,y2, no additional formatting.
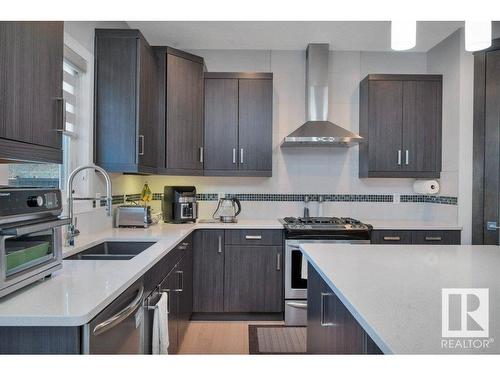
359,74,442,178
204,73,273,177
155,47,204,175
94,29,158,174
0,21,63,164
204,78,239,172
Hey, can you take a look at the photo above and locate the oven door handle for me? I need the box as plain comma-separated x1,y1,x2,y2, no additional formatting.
0,218,71,236
286,301,308,309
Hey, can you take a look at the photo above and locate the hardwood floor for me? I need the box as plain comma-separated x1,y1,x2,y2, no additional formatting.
178,321,283,354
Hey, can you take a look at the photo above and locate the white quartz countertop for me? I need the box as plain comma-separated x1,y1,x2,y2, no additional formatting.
0,220,282,326
300,243,500,354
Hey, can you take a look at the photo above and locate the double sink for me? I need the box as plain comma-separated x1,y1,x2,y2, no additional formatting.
66,241,156,261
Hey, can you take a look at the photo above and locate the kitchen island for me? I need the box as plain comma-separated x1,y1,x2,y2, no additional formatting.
300,243,500,354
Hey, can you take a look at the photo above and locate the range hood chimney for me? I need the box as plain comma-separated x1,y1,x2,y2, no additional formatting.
281,43,363,147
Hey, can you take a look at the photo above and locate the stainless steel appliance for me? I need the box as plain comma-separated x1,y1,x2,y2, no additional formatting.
282,216,372,325
116,205,152,228
162,186,198,224
0,187,69,298
212,197,241,223
82,279,145,354
281,44,364,148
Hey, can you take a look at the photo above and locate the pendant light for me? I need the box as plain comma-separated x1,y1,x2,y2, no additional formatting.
391,21,417,51
465,21,492,52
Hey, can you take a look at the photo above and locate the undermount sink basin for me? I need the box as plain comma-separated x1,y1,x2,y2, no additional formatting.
66,241,156,261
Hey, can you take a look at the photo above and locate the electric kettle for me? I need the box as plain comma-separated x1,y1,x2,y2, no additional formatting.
212,197,242,223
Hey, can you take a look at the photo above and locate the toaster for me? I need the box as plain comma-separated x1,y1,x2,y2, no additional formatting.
115,205,152,228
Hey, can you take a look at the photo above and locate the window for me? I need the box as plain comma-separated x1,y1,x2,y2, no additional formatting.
8,45,88,191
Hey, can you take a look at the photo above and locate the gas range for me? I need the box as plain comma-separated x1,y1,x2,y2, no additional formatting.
281,216,372,240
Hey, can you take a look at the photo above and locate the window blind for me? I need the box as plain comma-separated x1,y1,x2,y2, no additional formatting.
62,61,78,136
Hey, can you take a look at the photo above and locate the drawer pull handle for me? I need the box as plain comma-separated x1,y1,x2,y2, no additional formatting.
425,236,442,241
245,235,262,240
383,236,401,241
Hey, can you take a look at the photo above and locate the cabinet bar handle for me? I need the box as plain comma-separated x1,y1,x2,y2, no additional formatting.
425,236,442,241
139,135,145,156
240,148,244,164
320,292,336,327
199,147,204,163
176,270,184,292
276,253,281,271
232,148,237,164
55,97,67,134
218,235,222,253
383,236,401,241
397,150,402,165
245,235,262,240
405,150,409,165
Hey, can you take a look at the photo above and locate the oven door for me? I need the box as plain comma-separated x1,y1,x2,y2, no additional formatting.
0,219,69,294
285,241,308,299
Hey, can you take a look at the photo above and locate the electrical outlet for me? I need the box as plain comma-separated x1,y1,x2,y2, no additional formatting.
393,193,400,204
218,192,226,199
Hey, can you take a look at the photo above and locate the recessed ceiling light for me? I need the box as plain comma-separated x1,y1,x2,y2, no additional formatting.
465,21,491,52
391,21,417,51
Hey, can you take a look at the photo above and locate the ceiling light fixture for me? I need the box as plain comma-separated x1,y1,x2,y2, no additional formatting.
465,21,492,52
391,21,417,51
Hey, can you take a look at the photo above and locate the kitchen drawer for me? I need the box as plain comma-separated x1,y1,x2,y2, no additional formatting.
224,229,283,246
371,230,412,244
411,230,461,245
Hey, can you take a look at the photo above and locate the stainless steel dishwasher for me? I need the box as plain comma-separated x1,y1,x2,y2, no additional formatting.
82,279,145,354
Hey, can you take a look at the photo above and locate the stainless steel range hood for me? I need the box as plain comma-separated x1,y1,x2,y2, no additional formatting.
281,43,363,147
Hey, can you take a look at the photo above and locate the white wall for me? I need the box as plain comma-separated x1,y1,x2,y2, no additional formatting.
143,48,458,223
426,28,474,243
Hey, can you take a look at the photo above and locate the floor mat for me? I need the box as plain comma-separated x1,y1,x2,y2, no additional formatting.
248,325,307,354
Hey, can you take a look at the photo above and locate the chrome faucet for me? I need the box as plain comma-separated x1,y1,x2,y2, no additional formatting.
66,165,112,246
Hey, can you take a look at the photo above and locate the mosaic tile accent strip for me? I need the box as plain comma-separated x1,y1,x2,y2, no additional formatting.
401,195,458,205
106,192,458,206
196,193,219,201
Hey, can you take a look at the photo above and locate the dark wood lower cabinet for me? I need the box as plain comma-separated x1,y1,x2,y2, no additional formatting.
193,230,225,313
307,264,382,354
371,230,461,245
224,245,283,313
177,245,193,345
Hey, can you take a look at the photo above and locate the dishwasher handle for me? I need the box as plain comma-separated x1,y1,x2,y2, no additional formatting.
93,286,144,336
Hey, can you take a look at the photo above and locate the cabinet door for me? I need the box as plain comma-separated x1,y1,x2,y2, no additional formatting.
166,54,204,171
193,230,225,312
238,79,273,172
137,38,158,169
306,265,366,354
224,245,282,312
94,34,139,170
402,80,441,172
368,80,403,172
177,245,193,345
0,22,63,149
204,78,238,171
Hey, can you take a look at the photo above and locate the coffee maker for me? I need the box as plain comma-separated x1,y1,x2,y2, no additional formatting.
162,186,198,223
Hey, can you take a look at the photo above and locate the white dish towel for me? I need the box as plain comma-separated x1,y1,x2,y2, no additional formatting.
301,254,308,280
152,292,169,355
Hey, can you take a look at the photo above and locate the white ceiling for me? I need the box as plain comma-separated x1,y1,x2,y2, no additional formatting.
126,21,464,52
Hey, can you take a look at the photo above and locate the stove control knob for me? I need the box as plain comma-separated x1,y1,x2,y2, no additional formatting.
27,195,44,208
